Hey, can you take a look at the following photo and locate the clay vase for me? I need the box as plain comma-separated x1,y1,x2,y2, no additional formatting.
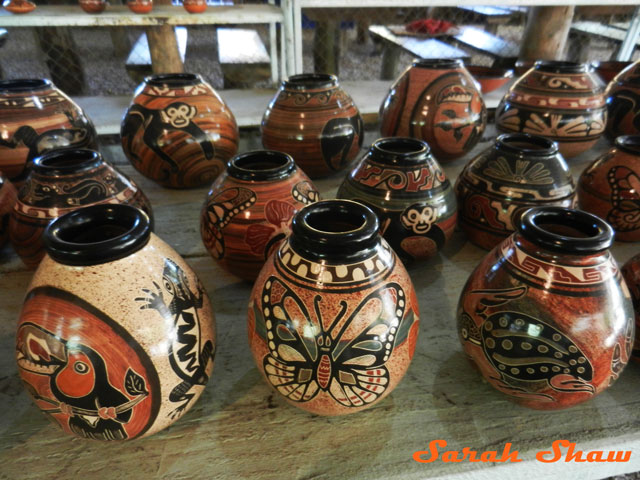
10,149,153,269
121,73,238,188
379,59,486,162
16,204,216,440
0,172,17,247
496,61,606,159
126,0,151,13
200,150,319,281
79,0,106,13
455,133,576,250
248,199,420,415
337,137,456,265
261,74,364,178
457,206,634,410
605,60,640,139
3,0,36,13
591,60,633,84
578,135,640,241
183,0,206,13
0,79,98,183
621,254,640,362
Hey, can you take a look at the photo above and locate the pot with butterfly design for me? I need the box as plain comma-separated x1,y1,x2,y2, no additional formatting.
605,60,640,139
458,206,634,410
379,59,486,162
337,137,456,264
261,74,364,178
0,172,17,248
455,133,576,250
10,148,152,268
17,204,216,440
578,135,640,241
121,73,238,188
248,199,420,415
621,254,640,362
200,150,319,281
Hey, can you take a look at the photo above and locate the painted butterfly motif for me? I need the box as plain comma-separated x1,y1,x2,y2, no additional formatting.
292,181,320,205
255,276,414,407
201,187,257,259
607,166,640,232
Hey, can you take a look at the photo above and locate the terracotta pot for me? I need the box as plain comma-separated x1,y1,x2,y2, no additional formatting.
465,65,514,94
605,59,640,139
591,60,633,84
0,79,98,183
16,204,216,440
200,150,319,281
578,135,640,241
121,73,238,188
455,133,576,250
248,199,420,415
0,172,17,247
621,254,640,362
457,206,634,409
261,74,363,178
337,137,456,264
3,0,35,13
10,149,153,268
79,0,106,13
496,61,606,159
126,0,151,13
183,0,206,13
379,59,486,162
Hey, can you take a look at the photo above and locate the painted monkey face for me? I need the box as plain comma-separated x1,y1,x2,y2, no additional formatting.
401,205,436,234
160,103,197,129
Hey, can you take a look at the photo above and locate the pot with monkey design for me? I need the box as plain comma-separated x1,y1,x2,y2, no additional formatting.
455,133,576,250
200,150,320,281
248,199,420,415
379,59,486,162
457,206,634,410
337,137,456,264
121,73,238,188
16,204,216,440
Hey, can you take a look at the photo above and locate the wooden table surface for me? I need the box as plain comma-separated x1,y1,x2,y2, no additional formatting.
1,125,639,480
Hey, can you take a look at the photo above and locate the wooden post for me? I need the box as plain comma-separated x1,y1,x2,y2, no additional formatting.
145,0,184,74
110,28,131,58
519,6,575,60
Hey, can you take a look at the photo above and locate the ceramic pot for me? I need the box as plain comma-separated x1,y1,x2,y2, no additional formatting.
3,0,35,13
578,135,640,241
0,79,98,183
337,137,456,264
621,254,640,362
496,60,606,159
591,60,633,84
16,204,216,440
457,206,634,410
121,73,238,188
248,199,420,415
455,133,576,250
605,60,640,138
0,172,17,247
200,150,319,281
261,74,364,178
183,0,206,13
10,149,153,268
127,0,151,13
379,59,486,162
465,65,514,94
79,0,106,13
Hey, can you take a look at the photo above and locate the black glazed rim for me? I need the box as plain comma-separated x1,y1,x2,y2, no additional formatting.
534,60,590,74
518,207,614,254
413,59,463,69
0,78,52,93
283,73,338,90
290,199,380,262
44,204,151,266
227,150,296,181
495,133,559,156
144,73,203,87
370,137,432,165
615,135,640,156
32,149,103,175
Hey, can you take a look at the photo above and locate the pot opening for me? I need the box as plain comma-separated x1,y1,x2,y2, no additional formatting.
34,149,101,174
0,78,51,93
145,73,202,87
371,137,431,164
305,209,367,234
413,59,463,69
227,150,295,181
536,223,592,238
283,73,338,90
496,133,558,156
60,223,130,244
534,60,589,74
615,135,640,156
376,138,426,155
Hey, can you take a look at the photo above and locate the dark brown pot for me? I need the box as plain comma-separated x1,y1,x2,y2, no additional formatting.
261,74,364,178
0,172,17,247
10,149,153,268
121,73,238,188
605,59,640,139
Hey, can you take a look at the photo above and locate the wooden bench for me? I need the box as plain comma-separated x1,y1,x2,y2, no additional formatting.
368,25,470,80
125,27,188,83
450,26,519,68
216,28,271,88
570,20,640,61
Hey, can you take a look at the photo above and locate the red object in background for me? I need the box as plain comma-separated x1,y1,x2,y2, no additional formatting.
183,0,206,13
406,19,455,35
3,0,36,13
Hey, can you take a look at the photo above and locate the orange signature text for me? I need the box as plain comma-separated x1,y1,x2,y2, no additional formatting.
413,440,522,463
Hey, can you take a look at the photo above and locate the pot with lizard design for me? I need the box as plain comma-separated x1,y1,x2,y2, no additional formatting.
248,199,420,415
496,60,606,159
455,133,576,250
9,148,152,268
337,137,456,265
121,73,238,188
0,78,98,184
457,206,634,410
261,74,364,178
16,203,216,440
379,59,486,162
200,150,319,281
